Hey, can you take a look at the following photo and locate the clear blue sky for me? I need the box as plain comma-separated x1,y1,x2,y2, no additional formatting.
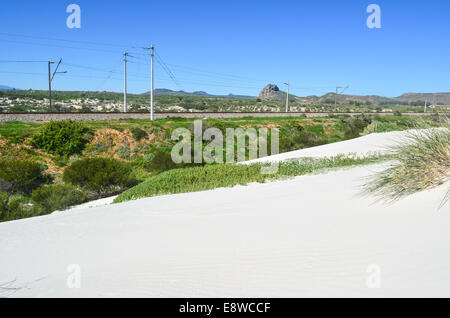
0,0,449,97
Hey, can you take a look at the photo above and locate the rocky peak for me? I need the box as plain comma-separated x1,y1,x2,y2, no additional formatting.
259,84,280,99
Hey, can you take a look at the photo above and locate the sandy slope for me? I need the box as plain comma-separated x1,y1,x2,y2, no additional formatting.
246,130,411,163
0,131,449,298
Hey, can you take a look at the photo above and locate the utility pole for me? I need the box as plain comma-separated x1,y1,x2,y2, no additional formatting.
424,99,427,113
150,45,154,120
284,80,290,112
123,52,131,113
335,86,341,108
144,45,155,120
334,85,349,108
48,61,54,112
48,59,67,113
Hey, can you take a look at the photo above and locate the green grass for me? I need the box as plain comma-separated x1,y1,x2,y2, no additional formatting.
114,153,389,203
307,124,325,136
0,121,41,142
363,121,449,207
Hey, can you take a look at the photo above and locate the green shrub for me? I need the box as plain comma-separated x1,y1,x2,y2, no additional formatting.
148,149,177,173
279,130,321,152
132,153,154,169
130,127,147,141
0,192,8,219
344,116,371,139
63,157,137,196
31,184,87,214
0,193,34,222
31,120,91,156
0,159,50,195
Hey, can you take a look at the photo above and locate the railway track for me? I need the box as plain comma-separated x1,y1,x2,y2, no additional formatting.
0,111,440,122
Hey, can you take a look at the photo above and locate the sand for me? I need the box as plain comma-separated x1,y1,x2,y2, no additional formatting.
246,130,410,163
0,130,449,298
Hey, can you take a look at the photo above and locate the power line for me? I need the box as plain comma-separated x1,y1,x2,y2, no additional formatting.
61,62,155,80
155,52,183,90
165,62,261,81
0,70,45,75
0,34,338,96
0,32,144,50
0,39,149,56
0,59,334,93
0,60,48,63
0,70,268,90
95,58,124,91
0,34,334,94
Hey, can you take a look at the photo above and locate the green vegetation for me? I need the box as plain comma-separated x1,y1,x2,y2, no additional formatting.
31,184,88,214
0,193,34,222
0,159,50,195
145,149,178,173
344,116,372,139
114,154,388,203
31,120,92,156
63,158,137,197
130,126,148,141
363,121,449,207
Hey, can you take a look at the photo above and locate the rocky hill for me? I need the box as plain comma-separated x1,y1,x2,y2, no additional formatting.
258,84,450,106
258,84,299,103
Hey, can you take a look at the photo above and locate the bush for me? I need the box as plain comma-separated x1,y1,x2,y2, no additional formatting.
344,116,371,139
63,158,137,196
31,184,87,214
130,127,147,141
0,159,50,195
148,149,177,173
0,192,8,219
279,130,321,152
0,193,34,222
31,120,91,156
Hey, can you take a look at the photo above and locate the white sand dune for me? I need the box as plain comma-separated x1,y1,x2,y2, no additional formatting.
246,130,411,163
0,130,449,298
54,195,118,213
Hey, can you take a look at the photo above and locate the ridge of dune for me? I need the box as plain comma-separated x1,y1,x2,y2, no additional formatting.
245,130,408,164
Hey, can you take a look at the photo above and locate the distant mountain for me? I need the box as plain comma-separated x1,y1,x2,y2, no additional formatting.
258,84,450,106
395,92,450,105
144,88,254,99
0,85,20,91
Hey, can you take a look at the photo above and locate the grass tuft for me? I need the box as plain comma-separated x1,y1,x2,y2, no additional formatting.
363,119,450,207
